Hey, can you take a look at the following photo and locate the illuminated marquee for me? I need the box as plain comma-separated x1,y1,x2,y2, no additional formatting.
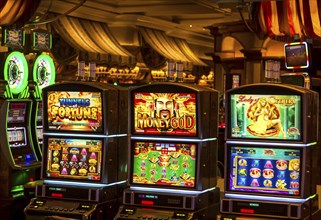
50,98,98,121
133,92,197,136
47,91,103,131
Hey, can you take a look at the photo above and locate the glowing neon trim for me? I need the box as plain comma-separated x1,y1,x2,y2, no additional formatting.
226,140,316,147
130,186,217,195
225,193,310,203
3,51,29,94
131,136,217,142
284,41,309,69
44,180,126,188
33,54,56,89
44,132,127,138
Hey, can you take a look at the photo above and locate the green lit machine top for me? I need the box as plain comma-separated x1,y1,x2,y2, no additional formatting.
33,54,56,98
3,51,29,98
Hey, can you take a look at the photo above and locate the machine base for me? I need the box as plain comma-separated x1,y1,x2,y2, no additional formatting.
218,208,321,220
221,195,319,219
24,197,119,220
122,187,220,210
114,202,220,220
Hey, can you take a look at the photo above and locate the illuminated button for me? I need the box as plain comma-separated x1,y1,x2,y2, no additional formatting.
69,208,74,212
54,208,58,211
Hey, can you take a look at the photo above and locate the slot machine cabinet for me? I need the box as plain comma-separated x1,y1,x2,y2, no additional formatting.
115,82,221,220
29,53,56,159
26,30,55,160
0,51,41,201
24,81,128,220
221,83,320,219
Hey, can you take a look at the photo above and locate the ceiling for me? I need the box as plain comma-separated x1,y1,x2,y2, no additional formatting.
32,0,251,50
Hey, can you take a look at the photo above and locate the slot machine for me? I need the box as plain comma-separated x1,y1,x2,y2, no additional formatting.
220,83,320,219
0,28,41,218
30,53,56,159
24,82,128,220
115,82,221,220
27,30,56,159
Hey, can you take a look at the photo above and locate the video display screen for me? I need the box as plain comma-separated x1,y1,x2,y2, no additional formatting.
133,92,197,136
131,141,197,188
47,91,103,132
8,102,27,123
229,94,301,141
227,145,302,196
284,42,309,69
8,127,27,147
37,126,43,143
45,138,103,182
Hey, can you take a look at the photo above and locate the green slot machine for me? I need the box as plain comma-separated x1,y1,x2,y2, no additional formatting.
28,30,55,160
0,29,41,216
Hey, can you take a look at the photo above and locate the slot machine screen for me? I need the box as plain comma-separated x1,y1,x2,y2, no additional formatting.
226,145,302,197
132,92,197,136
284,42,309,69
44,137,103,182
228,94,302,141
46,91,103,132
130,141,197,188
8,127,27,147
37,126,43,144
8,102,27,123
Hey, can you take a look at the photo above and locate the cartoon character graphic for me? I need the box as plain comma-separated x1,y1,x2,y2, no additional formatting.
289,159,300,171
249,168,261,178
276,160,288,170
152,93,178,119
246,97,286,138
263,169,274,179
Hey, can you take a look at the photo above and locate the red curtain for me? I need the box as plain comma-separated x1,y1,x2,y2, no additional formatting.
258,0,321,38
259,0,303,37
0,0,41,27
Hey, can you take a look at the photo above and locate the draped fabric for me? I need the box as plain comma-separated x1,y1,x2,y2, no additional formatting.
299,0,321,37
258,0,321,38
139,27,207,66
13,0,42,28
0,0,36,26
258,0,302,37
50,16,133,57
